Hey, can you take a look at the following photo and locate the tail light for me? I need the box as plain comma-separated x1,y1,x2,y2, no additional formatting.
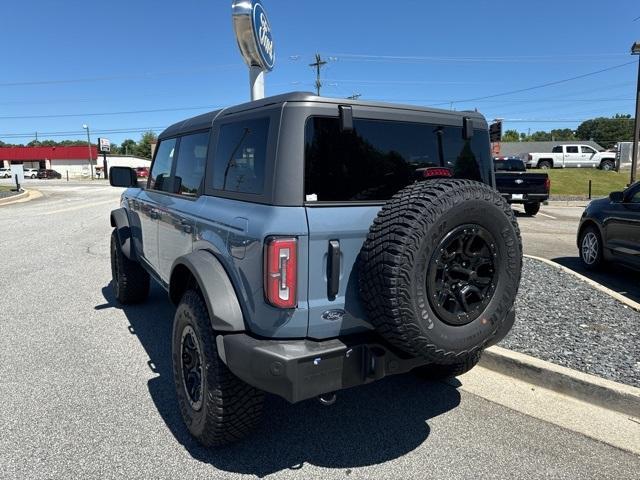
544,176,551,192
423,167,453,178
264,237,297,308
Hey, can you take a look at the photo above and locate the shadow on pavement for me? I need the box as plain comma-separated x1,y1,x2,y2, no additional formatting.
553,256,640,304
99,283,461,478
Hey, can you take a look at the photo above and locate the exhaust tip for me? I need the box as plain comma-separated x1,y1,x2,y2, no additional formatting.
318,392,337,406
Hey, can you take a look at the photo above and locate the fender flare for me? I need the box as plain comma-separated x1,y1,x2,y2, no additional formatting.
110,208,134,260
170,250,245,332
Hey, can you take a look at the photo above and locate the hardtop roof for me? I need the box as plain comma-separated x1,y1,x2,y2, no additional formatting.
159,91,488,139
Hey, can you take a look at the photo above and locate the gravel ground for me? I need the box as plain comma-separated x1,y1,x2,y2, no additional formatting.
502,257,640,387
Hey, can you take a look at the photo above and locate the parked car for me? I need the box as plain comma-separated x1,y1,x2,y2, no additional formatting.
135,167,149,178
494,157,550,216
526,144,616,170
23,168,39,178
0,168,11,178
108,92,522,447
578,182,640,270
37,169,62,179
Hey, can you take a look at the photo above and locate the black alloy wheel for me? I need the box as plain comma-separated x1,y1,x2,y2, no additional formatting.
180,325,204,411
427,224,498,326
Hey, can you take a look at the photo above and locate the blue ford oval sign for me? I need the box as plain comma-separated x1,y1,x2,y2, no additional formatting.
232,0,275,72
252,1,274,71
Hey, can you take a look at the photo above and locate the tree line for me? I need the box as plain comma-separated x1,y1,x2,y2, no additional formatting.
0,131,159,159
501,114,634,149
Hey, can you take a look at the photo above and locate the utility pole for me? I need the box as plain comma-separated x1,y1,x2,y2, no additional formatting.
82,124,94,180
35,132,38,145
309,53,327,96
630,41,640,185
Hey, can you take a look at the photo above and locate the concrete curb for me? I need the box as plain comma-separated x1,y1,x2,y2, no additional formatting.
0,189,42,206
482,346,640,418
0,189,29,205
524,254,640,312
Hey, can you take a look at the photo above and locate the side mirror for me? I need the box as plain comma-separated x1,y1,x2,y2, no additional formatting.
109,167,138,187
609,191,624,203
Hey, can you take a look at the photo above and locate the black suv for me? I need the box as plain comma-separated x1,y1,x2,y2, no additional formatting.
109,93,522,447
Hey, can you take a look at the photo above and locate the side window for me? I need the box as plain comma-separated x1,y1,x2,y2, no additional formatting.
552,146,562,153
566,146,579,153
630,188,640,204
213,118,270,195
149,138,176,192
173,131,210,196
581,146,595,154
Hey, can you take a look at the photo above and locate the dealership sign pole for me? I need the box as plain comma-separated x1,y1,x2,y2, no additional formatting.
232,0,275,101
97,138,111,180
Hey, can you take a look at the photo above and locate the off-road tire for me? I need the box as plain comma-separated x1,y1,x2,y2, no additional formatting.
172,289,264,447
110,230,149,304
538,160,552,169
414,350,482,380
359,179,522,364
524,202,541,216
579,225,603,270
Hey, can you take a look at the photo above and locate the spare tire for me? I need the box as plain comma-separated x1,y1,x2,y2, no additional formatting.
359,179,522,364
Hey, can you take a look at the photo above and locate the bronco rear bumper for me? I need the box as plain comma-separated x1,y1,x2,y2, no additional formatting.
219,309,515,404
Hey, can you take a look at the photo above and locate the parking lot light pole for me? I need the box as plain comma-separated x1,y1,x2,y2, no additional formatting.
82,124,94,180
631,41,640,185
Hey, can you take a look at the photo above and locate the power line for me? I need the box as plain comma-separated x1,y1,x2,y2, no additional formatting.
0,105,224,120
433,61,637,107
0,64,240,88
328,52,629,64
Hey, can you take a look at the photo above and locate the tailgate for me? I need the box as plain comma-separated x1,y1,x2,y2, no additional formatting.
495,173,548,195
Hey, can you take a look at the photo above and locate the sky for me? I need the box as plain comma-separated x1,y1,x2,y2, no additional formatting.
1,0,639,146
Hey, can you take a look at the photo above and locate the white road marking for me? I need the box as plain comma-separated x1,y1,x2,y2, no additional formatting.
537,211,557,220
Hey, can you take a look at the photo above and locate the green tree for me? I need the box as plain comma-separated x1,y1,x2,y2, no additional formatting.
575,114,633,149
120,139,137,156
549,129,576,141
134,132,157,159
529,131,552,141
502,130,520,142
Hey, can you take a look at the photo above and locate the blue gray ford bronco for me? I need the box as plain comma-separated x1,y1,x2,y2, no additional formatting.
109,92,522,447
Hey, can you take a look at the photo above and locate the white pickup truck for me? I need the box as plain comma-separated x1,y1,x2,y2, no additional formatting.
526,144,616,170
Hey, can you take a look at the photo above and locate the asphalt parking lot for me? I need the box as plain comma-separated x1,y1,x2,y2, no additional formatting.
1,183,638,479
512,203,640,303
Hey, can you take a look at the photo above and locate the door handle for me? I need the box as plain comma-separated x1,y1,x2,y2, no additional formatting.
180,220,193,234
149,209,160,220
327,240,340,300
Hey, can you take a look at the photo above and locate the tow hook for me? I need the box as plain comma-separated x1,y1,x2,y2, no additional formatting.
318,392,337,406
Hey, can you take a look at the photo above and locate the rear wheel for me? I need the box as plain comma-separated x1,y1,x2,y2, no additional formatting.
172,290,264,447
600,160,615,171
538,160,552,169
110,230,150,304
579,225,603,270
524,202,541,216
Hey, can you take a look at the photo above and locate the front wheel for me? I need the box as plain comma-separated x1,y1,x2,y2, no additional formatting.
524,202,540,216
172,290,264,447
110,230,150,304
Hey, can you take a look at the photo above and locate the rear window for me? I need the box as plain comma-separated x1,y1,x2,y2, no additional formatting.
213,118,270,195
304,117,490,202
494,159,525,172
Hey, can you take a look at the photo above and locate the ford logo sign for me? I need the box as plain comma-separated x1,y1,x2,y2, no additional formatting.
232,0,275,72
252,2,274,70
321,309,346,322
